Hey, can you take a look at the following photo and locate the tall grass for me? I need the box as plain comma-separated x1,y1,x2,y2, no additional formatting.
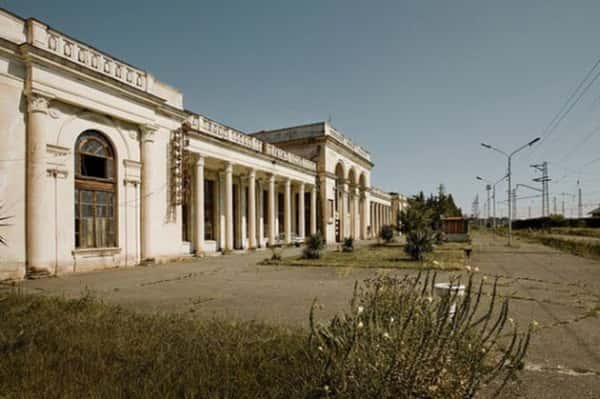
0,273,531,398
309,273,531,398
516,230,600,259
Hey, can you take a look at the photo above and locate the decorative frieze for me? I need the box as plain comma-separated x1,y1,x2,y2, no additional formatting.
186,113,317,172
327,125,371,161
35,24,149,92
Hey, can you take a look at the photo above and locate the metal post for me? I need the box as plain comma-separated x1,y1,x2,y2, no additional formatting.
492,184,496,228
486,184,491,225
481,137,539,246
508,156,512,246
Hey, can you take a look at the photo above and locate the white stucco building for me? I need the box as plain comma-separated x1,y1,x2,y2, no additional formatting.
0,9,405,280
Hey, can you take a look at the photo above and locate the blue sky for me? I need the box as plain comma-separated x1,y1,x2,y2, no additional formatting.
7,0,600,216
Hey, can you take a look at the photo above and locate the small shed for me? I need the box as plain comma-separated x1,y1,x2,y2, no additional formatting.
441,216,469,242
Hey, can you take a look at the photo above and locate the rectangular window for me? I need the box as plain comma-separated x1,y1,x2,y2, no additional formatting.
75,189,115,249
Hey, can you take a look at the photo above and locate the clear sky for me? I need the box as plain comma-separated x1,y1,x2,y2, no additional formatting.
6,0,600,216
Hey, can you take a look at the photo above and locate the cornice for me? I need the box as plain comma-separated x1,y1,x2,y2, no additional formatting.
186,128,317,177
18,43,187,123
324,136,374,169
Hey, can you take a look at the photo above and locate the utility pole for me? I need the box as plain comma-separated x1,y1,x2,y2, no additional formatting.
512,188,517,219
561,200,565,216
553,196,557,215
577,180,583,219
481,137,540,246
477,175,507,229
486,184,491,225
528,205,532,219
531,161,550,217
472,194,480,222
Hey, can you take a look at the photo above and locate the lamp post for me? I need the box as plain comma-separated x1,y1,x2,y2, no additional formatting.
481,137,540,246
476,175,507,229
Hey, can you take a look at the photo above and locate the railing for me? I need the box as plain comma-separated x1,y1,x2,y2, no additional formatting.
371,187,392,200
39,26,149,92
187,114,316,171
327,126,371,161
187,114,263,152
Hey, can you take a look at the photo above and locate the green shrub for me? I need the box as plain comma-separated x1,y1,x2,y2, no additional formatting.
269,246,283,262
405,229,435,260
310,273,532,399
342,237,354,252
379,225,394,243
303,234,324,259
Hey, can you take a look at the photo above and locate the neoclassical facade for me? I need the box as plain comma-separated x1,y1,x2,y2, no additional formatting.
0,9,405,280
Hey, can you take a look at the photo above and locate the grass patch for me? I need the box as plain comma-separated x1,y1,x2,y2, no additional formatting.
515,231,600,260
547,227,600,239
269,242,467,270
0,291,314,398
0,273,531,398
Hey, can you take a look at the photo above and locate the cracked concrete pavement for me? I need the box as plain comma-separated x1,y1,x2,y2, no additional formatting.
3,233,600,398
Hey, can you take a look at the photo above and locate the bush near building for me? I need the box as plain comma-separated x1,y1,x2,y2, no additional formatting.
302,234,324,259
379,225,395,243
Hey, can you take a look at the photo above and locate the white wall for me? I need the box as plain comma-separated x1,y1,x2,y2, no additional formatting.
0,53,26,279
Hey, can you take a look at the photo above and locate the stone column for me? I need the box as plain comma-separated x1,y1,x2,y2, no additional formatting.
310,185,317,236
224,162,233,251
268,174,276,246
284,178,291,244
319,173,328,242
298,182,305,239
194,156,204,255
361,191,368,240
353,187,360,239
248,169,257,249
375,204,380,235
257,180,264,246
341,181,348,239
140,124,158,261
26,93,53,273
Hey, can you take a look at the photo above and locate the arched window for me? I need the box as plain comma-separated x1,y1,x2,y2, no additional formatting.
74,130,116,248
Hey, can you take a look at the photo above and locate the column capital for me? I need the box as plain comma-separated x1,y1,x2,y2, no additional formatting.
268,173,276,183
27,93,51,114
195,154,205,167
248,168,256,178
224,162,233,173
298,181,305,189
140,124,159,143
284,178,291,187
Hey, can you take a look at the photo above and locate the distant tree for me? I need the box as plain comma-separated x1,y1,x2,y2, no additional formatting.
403,186,462,233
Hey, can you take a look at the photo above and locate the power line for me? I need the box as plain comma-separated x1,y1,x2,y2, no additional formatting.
530,55,600,159
556,123,600,164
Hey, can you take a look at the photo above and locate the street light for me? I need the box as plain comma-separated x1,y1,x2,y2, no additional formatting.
480,137,540,246
476,174,507,228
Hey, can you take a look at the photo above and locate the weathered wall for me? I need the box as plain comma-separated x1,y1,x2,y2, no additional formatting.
0,53,27,280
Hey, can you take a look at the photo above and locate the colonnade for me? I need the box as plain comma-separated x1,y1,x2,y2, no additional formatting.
370,202,393,237
193,155,317,254
336,180,369,240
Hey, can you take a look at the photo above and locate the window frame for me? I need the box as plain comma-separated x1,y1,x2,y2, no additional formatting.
74,130,118,249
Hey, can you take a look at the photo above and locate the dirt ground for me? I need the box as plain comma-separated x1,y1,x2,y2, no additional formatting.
5,233,600,398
